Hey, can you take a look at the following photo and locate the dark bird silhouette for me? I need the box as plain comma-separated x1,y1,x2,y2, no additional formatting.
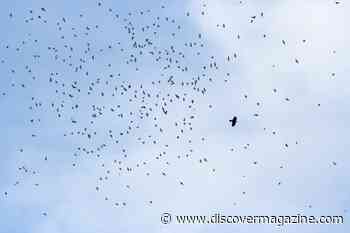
229,116,237,127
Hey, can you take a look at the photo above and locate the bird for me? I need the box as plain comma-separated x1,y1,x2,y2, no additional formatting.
229,116,237,127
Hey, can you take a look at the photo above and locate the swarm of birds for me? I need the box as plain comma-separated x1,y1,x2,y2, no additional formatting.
1,0,345,223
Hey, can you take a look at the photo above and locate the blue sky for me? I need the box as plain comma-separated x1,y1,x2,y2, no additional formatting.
0,0,349,233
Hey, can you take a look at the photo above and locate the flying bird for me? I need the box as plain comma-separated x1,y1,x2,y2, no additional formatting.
229,116,237,127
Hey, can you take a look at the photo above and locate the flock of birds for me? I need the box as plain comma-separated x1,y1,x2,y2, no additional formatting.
0,1,343,221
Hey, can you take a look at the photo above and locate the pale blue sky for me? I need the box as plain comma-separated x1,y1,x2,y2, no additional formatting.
0,0,349,233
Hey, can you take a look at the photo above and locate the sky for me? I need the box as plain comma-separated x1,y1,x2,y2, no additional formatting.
0,0,349,233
